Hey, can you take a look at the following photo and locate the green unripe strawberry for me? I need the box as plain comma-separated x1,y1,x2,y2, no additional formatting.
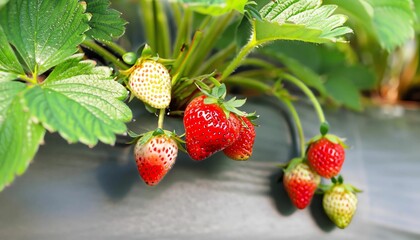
128,60,171,109
322,179,359,229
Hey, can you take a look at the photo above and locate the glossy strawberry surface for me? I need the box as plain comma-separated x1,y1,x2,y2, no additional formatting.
184,95,240,161
223,116,256,160
134,135,178,186
307,138,345,179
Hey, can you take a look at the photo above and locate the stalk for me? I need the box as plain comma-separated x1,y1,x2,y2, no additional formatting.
282,73,326,124
158,108,165,129
82,40,129,70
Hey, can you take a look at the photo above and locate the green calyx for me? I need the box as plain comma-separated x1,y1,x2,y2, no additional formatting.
307,133,348,148
318,175,362,194
195,81,248,119
283,157,304,173
129,128,186,152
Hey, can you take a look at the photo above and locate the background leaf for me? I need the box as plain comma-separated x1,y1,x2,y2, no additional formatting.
257,0,353,43
259,46,327,96
84,0,127,42
24,55,132,146
0,0,89,74
0,0,8,9
0,25,23,75
325,0,415,51
325,76,362,111
177,0,248,16
0,82,45,191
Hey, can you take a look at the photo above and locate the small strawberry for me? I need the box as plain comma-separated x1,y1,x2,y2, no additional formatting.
134,129,179,186
322,176,360,229
283,159,321,209
183,83,248,161
128,60,171,109
306,135,346,179
223,115,257,161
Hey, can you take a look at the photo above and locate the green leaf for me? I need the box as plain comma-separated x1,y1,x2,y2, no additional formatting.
258,0,353,43
177,0,248,15
327,65,376,91
325,76,362,111
84,0,127,42
0,0,8,9
0,82,45,191
413,0,420,31
370,0,414,51
325,0,415,51
0,0,90,74
0,25,23,74
24,55,132,146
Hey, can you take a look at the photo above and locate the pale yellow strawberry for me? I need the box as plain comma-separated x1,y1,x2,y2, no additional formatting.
323,184,358,228
129,61,171,109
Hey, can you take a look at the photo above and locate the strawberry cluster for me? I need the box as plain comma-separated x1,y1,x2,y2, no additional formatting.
183,84,257,161
125,56,256,187
282,124,361,229
124,53,359,229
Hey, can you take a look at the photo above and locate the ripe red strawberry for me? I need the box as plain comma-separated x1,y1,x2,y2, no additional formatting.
134,130,178,186
184,95,241,160
306,136,345,179
283,161,321,209
223,116,256,160
322,178,359,228
128,60,171,109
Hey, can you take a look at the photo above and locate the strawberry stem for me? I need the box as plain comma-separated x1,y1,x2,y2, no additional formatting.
158,108,165,129
281,98,306,159
281,74,326,125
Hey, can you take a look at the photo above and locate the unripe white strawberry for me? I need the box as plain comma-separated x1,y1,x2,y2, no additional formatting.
323,182,358,228
128,60,171,109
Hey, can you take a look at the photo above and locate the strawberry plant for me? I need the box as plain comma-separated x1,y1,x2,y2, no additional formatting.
8,0,419,230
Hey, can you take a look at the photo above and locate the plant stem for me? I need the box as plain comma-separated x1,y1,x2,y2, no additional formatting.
195,42,236,76
173,7,192,58
170,2,182,27
240,57,279,70
171,31,203,86
185,11,236,76
101,40,127,56
280,98,306,158
19,74,36,84
158,108,165,129
154,0,171,58
282,73,326,124
221,39,256,80
224,76,271,93
82,40,129,70
139,0,156,52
